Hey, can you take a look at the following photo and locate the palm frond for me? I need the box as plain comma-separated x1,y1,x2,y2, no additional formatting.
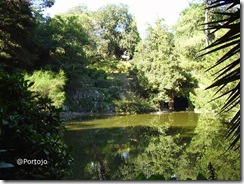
207,0,239,9
226,110,240,150
202,0,240,150
209,47,239,72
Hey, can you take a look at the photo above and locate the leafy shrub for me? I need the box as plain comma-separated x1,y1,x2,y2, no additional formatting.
24,70,66,108
0,71,73,179
115,93,155,114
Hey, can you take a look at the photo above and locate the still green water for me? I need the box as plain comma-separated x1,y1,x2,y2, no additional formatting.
64,112,240,180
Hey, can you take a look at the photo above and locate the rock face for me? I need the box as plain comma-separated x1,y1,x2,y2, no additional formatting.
64,73,126,113
65,89,116,113
62,71,190,114
60,112,86,122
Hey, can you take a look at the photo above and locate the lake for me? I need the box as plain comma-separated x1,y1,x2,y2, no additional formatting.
64,112,240,180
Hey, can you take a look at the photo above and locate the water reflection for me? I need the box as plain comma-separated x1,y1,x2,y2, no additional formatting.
64,112,240,180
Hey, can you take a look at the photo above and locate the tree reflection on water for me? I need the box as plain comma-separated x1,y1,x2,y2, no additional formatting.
64,112,240,180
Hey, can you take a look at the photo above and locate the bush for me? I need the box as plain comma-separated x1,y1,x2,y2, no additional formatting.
115,93,155,114
24,70,66,108
0,71,73,179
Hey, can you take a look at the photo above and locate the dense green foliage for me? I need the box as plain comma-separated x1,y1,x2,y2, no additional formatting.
0,0,37,71
0,0,73,179
114,92,155,114
202,0,240,150
173,2,223,113
0,71,73,179
130,19,196,110
24,70,66,108
0,0,239,114
31,3,141,112
93,4,140,58
65,3,140,60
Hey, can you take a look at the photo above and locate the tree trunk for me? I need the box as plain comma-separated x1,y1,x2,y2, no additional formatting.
168,93,174,110
205,0,210,47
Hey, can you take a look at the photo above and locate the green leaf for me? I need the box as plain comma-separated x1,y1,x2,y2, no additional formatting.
2,119,8,125
204,0,240,151
0,162,14,168
28,81,35,88
148,174,165,180
0,149,8,153
197,173,207,180
44,149,50,155
135,172,147,180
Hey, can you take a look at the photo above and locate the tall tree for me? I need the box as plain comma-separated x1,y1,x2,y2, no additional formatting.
173,2,228,113
93,3,140,59
131,19,195,109
205,0,211,47
0,0,55,72
35,15,89,73
173,2,206,72
0,0,37,72
35,14,91,110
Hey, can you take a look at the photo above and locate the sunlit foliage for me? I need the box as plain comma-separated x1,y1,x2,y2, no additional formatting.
24,70,66,108
130,19,196,109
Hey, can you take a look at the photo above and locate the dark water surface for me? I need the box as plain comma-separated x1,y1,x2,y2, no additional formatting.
64,112,240,180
